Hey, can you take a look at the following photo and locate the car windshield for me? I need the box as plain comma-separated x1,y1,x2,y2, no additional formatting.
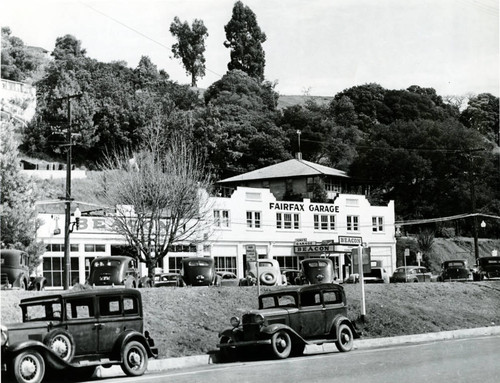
258,261,274,267
305,261,328,267
22,299,62,322
485,259,500,265
446,261,465,267
394,268,407,273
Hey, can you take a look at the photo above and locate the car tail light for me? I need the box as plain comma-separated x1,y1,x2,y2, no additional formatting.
1,325,8,346
230,316,240,328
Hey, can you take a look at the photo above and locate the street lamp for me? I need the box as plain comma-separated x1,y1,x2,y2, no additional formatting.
69,207,82,233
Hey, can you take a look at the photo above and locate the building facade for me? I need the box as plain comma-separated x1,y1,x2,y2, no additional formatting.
36,187,396,289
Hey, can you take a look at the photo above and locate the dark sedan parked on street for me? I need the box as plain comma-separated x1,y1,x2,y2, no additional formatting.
299,258,337,284
179,257,220,286
1,289,158,383
473,256,500,281
437,260,472,282
217,283,359,361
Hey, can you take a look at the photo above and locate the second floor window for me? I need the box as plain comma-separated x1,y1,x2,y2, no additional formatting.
372,216,384,232
347,215,359,231
314,214,336,230
276,212,300,230
214,210,230,227
246,211,261,228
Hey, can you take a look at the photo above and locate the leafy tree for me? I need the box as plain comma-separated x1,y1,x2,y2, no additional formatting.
95,132,213,277
460,93,499,144
224,1,267,81
0,122,45,271
201,70,289,178
1,27,49,82
349,118,497,224
170,17,208,87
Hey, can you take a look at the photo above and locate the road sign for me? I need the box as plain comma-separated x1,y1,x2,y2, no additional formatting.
245,244,257,262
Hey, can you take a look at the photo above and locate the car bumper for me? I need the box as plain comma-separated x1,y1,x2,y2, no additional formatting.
217,339,272,348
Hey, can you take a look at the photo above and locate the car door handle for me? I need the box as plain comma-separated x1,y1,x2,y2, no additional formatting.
94,323,105,329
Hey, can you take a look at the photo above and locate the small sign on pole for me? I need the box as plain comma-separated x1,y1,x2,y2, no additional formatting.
245,244,259,295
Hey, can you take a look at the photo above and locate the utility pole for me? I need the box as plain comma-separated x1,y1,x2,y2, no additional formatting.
60,93,82,290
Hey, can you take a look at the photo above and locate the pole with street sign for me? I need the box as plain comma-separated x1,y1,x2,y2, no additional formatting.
245,244,259,296
358,243,366,321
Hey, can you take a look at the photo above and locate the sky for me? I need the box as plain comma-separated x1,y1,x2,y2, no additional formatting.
2,0,499,97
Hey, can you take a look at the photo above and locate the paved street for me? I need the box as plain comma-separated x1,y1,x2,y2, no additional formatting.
82,335,500,383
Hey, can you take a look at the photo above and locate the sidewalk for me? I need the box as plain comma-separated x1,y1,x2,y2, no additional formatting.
97,326,500,378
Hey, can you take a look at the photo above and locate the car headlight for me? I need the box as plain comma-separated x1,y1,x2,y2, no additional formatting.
255,314,265,326
230,316,240,328
1,325,8,346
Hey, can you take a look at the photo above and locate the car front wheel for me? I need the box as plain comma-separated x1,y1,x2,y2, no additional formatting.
335,323,354,352
12,350,45,383
270,330,291,359
120,341,148,376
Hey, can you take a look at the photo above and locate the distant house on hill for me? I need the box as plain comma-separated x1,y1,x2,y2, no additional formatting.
216,154,368,202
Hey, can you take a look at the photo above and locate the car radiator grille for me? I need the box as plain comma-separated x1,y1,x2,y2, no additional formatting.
242,314,261,341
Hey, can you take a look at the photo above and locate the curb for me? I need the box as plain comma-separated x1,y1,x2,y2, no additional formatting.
97,326,500,378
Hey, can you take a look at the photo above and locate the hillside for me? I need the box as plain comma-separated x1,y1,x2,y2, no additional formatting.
1,282,499,359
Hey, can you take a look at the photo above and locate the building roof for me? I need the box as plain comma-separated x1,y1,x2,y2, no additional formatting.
218,158,349,184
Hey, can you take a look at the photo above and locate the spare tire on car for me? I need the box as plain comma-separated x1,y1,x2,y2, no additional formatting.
260,272,277,285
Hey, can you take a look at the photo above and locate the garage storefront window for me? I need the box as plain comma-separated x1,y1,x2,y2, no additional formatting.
276,212,300,230
43,257,79,287
84,244,106,252
214,256,237,274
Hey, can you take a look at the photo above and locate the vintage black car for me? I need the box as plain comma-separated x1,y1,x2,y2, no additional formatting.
390,266,433,283
153,273,182,287
1,249,46,290
87,256,151,288
473,256,500,281
179,257,220,286
437,259,472,282
217,283,359,360
1,288,158,383
299,258,337,284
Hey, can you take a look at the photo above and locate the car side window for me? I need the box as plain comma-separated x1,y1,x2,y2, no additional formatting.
277,294,296,307
66,298,95,319
323,290,342,305
124,296,139,315
99,296,122,316
300,292,320,307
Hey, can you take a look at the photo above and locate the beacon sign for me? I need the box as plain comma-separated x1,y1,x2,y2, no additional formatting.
338,236,363,246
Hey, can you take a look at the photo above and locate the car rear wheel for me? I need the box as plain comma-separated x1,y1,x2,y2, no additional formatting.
120,341,148,376
12,350,45,383
270,330,291,359
44,329,75,362
335,324,354,352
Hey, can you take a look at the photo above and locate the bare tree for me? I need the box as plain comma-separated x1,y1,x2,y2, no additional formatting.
97,131,213,276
